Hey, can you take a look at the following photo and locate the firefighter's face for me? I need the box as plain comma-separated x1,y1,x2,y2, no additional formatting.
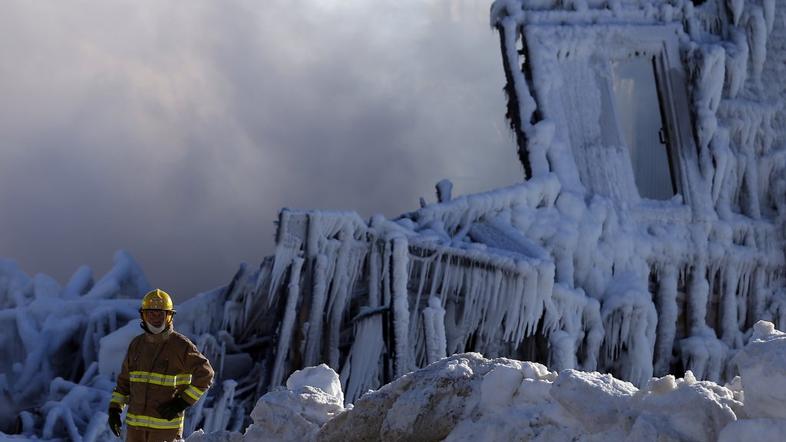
142,309,169,327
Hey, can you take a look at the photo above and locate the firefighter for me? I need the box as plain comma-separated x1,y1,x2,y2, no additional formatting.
107,289,214,442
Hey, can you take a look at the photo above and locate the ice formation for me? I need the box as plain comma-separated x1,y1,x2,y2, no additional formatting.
0,254,251,440
0,252,147,439
3,0,786,440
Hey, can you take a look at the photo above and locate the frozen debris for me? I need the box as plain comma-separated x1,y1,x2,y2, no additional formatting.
0,252,147,438
0,253,248,440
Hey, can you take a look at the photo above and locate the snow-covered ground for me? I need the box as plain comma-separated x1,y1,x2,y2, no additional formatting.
186,320,786,442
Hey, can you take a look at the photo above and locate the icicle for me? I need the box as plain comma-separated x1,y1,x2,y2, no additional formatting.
581,297,603,372
725,29,749,99
549,330,576,372
460,264,482,342
547,284,587,372
341,312,385,404
327,229,354,369
687,44,725,173
762,0,775,35
504,271,526,343
726,0,744,26
340,244,384,401
688,258,710,333
427,252,443,301
653,264,678,377
720,256,741,347
269,257,304,388
408,255,430,345
736,263,752,331
680,333,727,382
599,273,657,387
750,266,767,324
479,266,505,351
422,296,447,364
534,261,555,334
268,210,303,304
368,243,381,306
710,128,734,218
392,237,411,378
746,6,767,86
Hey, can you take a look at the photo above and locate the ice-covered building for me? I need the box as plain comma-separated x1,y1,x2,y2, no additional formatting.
2,0,785,440
246,0,786,403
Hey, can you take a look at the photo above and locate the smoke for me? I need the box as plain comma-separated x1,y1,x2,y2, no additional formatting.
0,0,521,298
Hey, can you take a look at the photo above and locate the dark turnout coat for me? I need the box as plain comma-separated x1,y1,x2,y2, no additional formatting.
109,327,214,437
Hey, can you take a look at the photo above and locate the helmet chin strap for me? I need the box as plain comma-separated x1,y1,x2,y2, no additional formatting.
145,321,167,334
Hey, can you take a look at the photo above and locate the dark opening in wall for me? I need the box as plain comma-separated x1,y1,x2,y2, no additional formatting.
691,0,708,6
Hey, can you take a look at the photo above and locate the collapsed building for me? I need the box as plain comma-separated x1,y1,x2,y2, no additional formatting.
2,0,785,439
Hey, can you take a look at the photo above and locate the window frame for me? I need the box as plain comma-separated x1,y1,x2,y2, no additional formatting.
522,23,698,205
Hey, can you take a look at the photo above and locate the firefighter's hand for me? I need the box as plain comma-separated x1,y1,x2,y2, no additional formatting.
108,408,122,437
157,395,190,420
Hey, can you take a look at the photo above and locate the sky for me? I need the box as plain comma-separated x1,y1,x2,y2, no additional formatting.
0,0,524,300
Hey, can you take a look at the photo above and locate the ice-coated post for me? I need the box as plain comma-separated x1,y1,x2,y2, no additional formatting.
391,237,410,378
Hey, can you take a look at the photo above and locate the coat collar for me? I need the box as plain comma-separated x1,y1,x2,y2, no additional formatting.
142,323,174,343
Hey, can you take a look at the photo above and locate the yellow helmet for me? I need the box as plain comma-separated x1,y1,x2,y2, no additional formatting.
140,289,176,312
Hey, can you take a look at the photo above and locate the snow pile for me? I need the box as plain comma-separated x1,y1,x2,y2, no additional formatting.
186,321,785,442
185,365,344,442
319,353,740,442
